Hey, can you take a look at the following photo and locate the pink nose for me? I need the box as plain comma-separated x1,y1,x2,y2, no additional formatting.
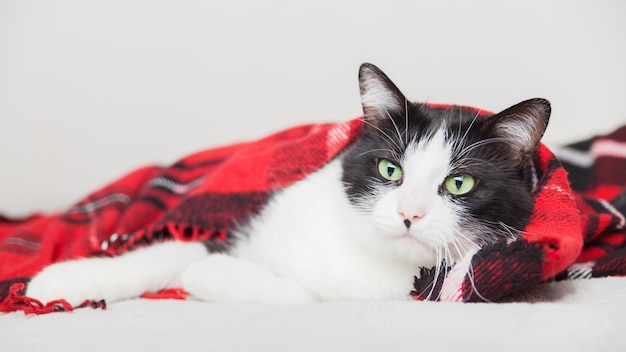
399,211,425,228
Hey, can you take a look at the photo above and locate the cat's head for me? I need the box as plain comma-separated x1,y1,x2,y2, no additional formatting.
342,63,550,266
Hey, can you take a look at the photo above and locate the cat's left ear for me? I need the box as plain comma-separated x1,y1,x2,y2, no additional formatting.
487,98,551,165
359,63,407,128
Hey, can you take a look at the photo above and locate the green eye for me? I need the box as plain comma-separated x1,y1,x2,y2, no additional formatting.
377,159,403,181
444,174,475,195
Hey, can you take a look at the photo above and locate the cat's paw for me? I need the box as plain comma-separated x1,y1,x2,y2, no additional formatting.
26,259,113,307
181,254,318,304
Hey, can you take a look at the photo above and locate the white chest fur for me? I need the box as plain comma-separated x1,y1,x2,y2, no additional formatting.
231,159,418,301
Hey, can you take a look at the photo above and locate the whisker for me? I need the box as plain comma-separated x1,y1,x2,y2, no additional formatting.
425,248,443,301
444,238,488,302
452,228,481,251
404,97,409,146
381,106,404,150
465,261,492,302
450,110,491,158
453,107,464,154
496,221,526,241
352,148,401,160
362,119,404,153
452,159,494,171
448,237,466,260
478,219,526,242
438,245,451,301
458,137,508,158
459,109,481,147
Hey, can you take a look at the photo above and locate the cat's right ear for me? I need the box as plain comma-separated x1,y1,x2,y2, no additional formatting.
359,63,406,130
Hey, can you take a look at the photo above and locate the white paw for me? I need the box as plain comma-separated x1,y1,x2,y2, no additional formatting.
180,254,240,302
26,260,105,307
26,242,210,307
181,254,317,304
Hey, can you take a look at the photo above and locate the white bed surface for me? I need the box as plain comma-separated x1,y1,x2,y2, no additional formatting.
3,277,626,352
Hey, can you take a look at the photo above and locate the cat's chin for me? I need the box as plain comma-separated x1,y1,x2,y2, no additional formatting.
374,234,438,267
392,233,429,246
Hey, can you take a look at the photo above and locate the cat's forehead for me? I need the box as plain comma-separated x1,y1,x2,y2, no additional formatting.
395,129,453,204
404,126,449,151
413,104,490,129
372,103,492,147
375,104,483,131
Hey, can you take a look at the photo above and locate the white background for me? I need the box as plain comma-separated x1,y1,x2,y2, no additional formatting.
1,0,625,215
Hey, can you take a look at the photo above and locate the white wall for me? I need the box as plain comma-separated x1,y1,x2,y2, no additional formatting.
1,0,625,215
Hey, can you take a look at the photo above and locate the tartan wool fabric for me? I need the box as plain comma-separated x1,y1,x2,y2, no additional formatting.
1,110,625,313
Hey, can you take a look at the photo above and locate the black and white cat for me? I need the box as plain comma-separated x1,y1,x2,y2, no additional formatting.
26,63,550,305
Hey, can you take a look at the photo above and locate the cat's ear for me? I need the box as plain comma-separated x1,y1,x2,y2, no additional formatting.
359,63,406,128
487,98,551,165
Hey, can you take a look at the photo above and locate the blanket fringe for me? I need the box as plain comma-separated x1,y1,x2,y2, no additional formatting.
0,283,106,315
0,283,184,315
0,283,73,315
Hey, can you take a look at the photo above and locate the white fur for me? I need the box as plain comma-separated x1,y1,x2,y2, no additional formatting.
221,159,419,302
27,132,472,305
495,116,536,154
26,241,208,306
360,70,401,113
181,254,317,304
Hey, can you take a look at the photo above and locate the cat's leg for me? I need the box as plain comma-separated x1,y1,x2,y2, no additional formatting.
181,254,318,304
26,241,208,306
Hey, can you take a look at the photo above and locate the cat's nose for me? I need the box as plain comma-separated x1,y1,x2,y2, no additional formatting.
399,211,425,228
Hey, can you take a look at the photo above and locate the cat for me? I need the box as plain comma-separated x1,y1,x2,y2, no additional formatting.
25,63,550,305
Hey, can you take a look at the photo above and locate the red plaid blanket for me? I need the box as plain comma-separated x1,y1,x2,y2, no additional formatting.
1,112,625,313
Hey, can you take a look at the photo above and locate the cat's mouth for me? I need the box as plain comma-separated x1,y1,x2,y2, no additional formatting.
394,232,429,247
